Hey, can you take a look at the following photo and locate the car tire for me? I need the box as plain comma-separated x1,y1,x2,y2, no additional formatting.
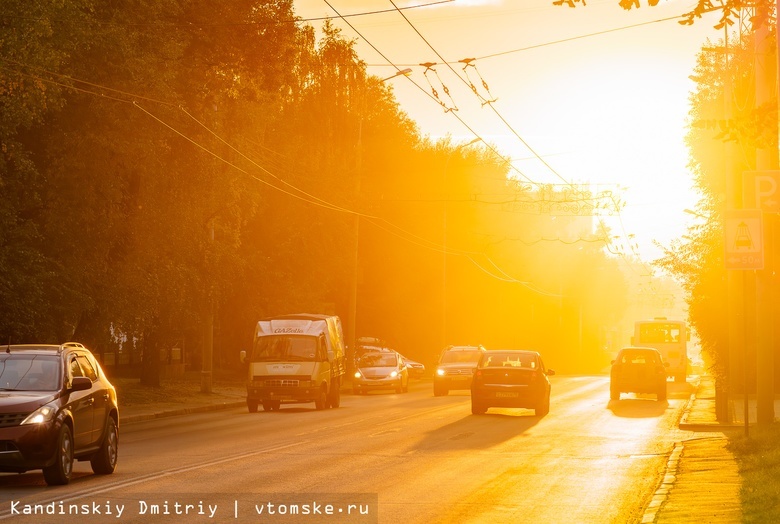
43,424,74,486
262,401,275,411
91,416,118,475
314,385,328,410
535,394,550,417
471,401,487,415
247,399,259,413
658,387,667,402
328,383,341,408
610,385,620,401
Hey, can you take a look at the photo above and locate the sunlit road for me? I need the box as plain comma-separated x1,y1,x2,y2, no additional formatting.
0,376,695,524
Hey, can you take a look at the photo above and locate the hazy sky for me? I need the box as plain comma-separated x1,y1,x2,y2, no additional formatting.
292,0,724,263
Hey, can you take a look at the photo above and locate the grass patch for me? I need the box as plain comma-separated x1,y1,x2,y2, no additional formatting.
110,370,245,407
728,423,780,523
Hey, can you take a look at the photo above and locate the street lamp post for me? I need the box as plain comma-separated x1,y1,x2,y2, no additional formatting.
381,68,412,82
442,138,481,350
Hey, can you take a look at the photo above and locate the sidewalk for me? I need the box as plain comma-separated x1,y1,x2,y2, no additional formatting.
646,375,743,524
118,383,246,424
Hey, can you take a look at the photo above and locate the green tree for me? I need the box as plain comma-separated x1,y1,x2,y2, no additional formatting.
0,0,96,341
658,29,773,380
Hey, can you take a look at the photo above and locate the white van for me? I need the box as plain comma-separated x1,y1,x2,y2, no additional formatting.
240,314,346,412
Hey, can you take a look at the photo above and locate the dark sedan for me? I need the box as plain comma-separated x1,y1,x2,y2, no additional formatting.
470,350,555,416
0,343,119,485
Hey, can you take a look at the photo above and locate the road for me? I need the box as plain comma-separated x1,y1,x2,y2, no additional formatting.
0,376,695,524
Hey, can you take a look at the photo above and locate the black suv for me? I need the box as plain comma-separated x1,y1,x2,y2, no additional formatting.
0,343,119,485
433,345,486,396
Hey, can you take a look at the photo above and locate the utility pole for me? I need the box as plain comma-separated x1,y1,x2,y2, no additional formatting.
754,3,775,425
347,71,411,371
441,138,480,350
201,220,214,394
723,29,742,424
704,37,742,422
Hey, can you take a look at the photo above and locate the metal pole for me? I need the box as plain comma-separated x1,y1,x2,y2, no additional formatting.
441,139,480,350
723,28,741,423
201,221,214,394
754,5,775,426
744,270,749,437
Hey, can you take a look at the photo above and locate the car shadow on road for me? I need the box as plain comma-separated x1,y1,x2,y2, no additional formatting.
408,409,542,452
0,469,93,490
607,398,669,418
666,379,695,400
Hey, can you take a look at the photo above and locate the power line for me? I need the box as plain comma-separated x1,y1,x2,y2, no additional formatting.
385,0,575,188
320,0,540,189
322,0,644,279
476,15,685,61
381,0,661,271
1,0,454,28
4,56,561,293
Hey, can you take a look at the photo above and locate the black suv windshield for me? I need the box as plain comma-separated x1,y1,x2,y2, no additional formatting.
440,350,483,364
0,355,61,391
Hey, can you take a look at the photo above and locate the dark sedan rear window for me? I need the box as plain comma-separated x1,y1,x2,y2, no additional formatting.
481,353,537,369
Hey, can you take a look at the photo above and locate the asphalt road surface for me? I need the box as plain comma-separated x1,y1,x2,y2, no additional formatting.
0,376,695,524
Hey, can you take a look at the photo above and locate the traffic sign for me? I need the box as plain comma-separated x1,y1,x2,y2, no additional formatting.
725,209,763,270
743,170,780,212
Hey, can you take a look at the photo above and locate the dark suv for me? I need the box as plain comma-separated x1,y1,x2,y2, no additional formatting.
610,346,668,401
0,343,119,485
433,345,486,396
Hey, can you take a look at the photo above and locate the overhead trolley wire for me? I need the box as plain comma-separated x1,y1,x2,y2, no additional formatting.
381,0,658,272
319,1,566,293
1,0,455,28
320,0,540,188
387,0,574,188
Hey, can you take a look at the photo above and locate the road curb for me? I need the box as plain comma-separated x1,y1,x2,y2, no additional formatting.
678,376,743,432
119,377,421,424
641,442,683,523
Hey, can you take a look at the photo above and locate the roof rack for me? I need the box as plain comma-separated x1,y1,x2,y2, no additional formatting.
61,342,86,350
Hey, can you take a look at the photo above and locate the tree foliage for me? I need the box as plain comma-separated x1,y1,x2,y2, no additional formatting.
658,26,776,378
1,0,631,382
